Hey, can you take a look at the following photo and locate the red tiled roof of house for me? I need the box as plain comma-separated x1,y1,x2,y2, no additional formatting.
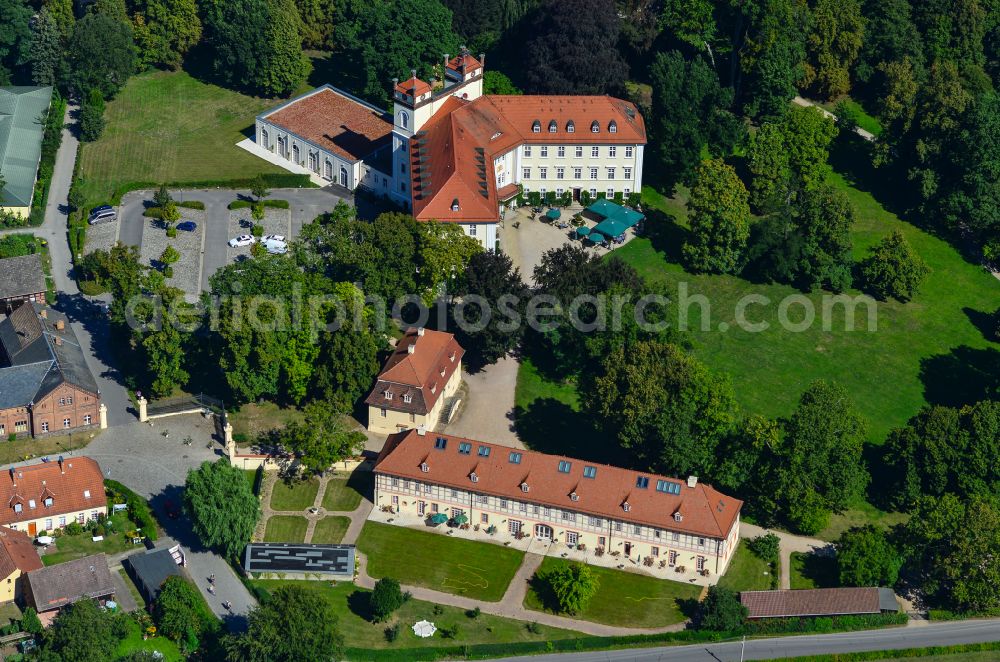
0,528,42,578
0,457,107,527
447,53,483,75
395,76,433,98
262,86,392,162
741,588,881,619
365,329,464,415
411,94,645,225
374,430,742,539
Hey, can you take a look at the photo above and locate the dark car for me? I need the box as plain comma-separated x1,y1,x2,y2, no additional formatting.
176,221,197,232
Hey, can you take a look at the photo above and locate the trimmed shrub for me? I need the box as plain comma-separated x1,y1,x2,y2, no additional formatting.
178,201,205,210
105,479,158,540
143,207,164,219
228,199,290,210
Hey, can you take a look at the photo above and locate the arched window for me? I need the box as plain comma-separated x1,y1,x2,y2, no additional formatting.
399,111,409,129
292,144,300,163
451,198,460,211
566,120,575,133
260,128,269,149
324,160,333,180
531,120,541,133
340,166,348,187
609,120,618,133
548,120,557,133
590,120,600,133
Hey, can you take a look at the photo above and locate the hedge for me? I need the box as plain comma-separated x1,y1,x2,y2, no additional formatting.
104,479,158,540
26,93,68,228
741,613,907,636
178,200,205,210
227,199,290,210
929,607,1000,620
92,173,314,207
768,640,1000,661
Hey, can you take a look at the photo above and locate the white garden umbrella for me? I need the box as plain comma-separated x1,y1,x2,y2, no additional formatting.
412,620,437,638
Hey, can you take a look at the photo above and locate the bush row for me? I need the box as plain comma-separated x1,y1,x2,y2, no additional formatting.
227,199,290,210
928,608,1000,620
104,479,158,540
95,173,315,207
768,640,1000,661
26,94,68,228
741,612,908,636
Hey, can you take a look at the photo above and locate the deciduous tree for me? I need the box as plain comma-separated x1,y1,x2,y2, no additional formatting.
859,229,929,301
225,584,344,661
836,525,902,588
270,401,366,475
41,599,125,662
0,0,31,86
545,562,599,615
370,577,405,622
28,7,65,86
802,0,865,99
153,576,208,648
483,70,520,95
79,89,107,142
131,0,202,70
682,158,751,274
451,250,529,368
66,12,137,98
731,0,809,118
183,459,261,558
696,586,747,630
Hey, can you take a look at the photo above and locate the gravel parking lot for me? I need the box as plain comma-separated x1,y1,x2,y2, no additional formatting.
85,217,119,253
138,210,205,297
227,207,291,260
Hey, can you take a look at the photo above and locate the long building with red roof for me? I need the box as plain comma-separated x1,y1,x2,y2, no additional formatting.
373,429,741,579
252,49,646,250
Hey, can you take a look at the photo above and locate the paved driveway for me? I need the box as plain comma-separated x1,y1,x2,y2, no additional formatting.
444,357,522,447
117,187,350,293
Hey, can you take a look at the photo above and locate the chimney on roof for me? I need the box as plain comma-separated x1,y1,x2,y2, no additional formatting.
411,69,417,80
40,309,47,319
479,53,485,68
444,53,449,69
54,319,64,331
407,344,416,355
417,327,425,337
687,475,698,488
58,456,64,474
8,468,14,487
416,426,426,436
54,336,62,346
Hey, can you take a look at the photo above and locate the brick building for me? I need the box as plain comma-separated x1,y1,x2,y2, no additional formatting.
0,254,46,313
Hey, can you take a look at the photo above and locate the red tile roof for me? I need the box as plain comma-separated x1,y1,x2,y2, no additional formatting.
365,329,464,415
0,457,107,527
395,76,433,98
0,528,42,578
741,588,881,619
262,86,392,162
411,94,645,225
374,429,741,539
447,53,483,76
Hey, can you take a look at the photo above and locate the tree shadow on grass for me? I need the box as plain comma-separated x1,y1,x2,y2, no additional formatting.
794,552,840,589
347,589,374,621
345,468,374,502
526,572,559,614
676,596,701,622
643,207,688,266
963,307,999,344
919,345,1000,408
513,399,613,464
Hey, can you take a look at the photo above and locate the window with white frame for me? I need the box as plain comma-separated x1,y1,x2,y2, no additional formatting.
566,531,579,545
83,414,92,425
556,167,564,179
557,146,565,157
63,418,71,428
540,146,548,157
573,167,582,179
556,188,564,197
523,167,530,179
575,146,583,158
589,187,597,198
524,145,532,156
469,225,477,236
607,167,615,179
624,188,631,197
607,187,614,197
41,422,49,432
539,187,546,196
589,167,598,180
625,145,633,158
591,146,599,158
539,167,547,179
624,167,632,180
509,520,522,534
609,146,617,157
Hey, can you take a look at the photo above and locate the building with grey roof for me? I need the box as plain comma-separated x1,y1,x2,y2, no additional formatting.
24,553,115,613
0,253,45,313
0,303,101,437
244,543,356,580
0,87,53,217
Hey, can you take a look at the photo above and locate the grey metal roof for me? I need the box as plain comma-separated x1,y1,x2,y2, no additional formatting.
878,587,900,612
0,87,53,208
0,361,52,409
26,553,115,612
0,253,45,300
124,547,185,603
244,543,355,576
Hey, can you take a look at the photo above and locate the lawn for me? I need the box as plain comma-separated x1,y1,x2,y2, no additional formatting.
320,473,367,512
115,614,183,661
42,513,145,566
76,70,285,206
263,515,309,543
789,551,840,590
312,516,351,544
817,96,883,137
523,557,701,628
615,174,1000,443
0,430,91,466
818,499,911,541
253,579,583,650
270,477,320,511
230,402,305,445
357,522,524,602
718,542,777,592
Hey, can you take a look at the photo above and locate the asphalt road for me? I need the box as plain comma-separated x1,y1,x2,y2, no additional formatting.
494,619,1000,661
117,187,349,292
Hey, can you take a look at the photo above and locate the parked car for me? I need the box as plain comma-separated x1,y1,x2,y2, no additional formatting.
263,238,288,255
176,221,197,232
262,234,285,243
88,205,116,225
228,234,255,247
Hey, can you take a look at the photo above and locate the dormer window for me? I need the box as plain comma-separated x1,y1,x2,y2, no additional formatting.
13,504,21,514
44,497,53,507
470,472,479,483
451,198,460,211
623,501,631,512
548,120,557,133
591,120,600,133
532,120,541,133
609,120,617,133
402,393,412,404
440,368,446,377
570,492,579,501
674,512,683,522
420,462,429,473
449,352,456,362
384,390,392,400
566,120,575,133
83,490,91,499
431,384,437,394
28,500,35,509
520,482,530,493
458,442,472,455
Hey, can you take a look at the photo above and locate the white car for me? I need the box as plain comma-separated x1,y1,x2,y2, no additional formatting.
228,234,256,247
262,234,286,243
263,238,288,255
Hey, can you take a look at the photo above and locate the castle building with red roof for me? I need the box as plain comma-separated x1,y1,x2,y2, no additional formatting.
373,429,741,579
253,50,646,250
365,328,464,434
